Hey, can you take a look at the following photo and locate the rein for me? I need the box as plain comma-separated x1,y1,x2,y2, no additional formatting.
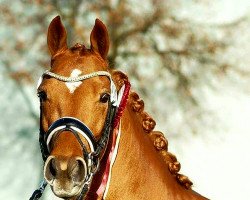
30,70,130,200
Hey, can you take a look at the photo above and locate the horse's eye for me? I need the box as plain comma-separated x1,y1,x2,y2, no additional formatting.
100,93,110,103
37,91,47,101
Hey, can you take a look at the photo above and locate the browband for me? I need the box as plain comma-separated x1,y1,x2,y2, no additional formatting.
39,70,118,106
43,70,111,82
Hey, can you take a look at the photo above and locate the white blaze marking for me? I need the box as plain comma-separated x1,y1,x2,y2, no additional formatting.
60,161,68,171
65,69,82,93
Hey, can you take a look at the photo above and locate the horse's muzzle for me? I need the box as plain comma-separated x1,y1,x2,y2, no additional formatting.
44,155,86,198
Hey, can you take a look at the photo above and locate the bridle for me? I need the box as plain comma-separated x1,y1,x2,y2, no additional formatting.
30,70,129,200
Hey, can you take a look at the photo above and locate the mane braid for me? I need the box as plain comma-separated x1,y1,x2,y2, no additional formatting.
112,70,193,190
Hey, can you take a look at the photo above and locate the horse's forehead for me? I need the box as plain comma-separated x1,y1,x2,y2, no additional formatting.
65,69,83,94
51,51,106,75
38,50,109,93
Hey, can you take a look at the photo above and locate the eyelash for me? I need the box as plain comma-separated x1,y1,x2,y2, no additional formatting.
100,93,110,103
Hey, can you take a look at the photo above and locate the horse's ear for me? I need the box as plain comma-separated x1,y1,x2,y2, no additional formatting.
47,16,68,57
90,19,109,59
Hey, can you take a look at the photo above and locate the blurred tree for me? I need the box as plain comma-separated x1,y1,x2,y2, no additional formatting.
1,0,248,137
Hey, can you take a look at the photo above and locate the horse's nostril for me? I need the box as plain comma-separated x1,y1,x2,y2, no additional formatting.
71,157,87,183
49,158,57,177
44,156,87,185
44,156,57,183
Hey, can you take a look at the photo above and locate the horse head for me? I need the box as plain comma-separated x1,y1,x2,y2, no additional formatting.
32,15,208,200
38,16,113,198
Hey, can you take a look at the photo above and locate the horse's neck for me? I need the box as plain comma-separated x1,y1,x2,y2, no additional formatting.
106,101,204,200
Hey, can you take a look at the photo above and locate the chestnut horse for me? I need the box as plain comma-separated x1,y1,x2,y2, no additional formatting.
30,16,208,200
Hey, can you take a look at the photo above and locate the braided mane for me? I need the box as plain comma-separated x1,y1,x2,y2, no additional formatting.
111,70,193,189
